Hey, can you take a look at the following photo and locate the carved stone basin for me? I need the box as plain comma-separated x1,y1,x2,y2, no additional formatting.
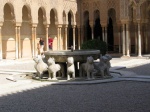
44,50,100,63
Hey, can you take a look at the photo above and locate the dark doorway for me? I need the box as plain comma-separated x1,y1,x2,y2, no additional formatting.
107,17,114,51
94,18,102,40
68,12,73,48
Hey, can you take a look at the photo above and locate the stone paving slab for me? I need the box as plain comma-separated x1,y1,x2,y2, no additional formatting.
0,57,150,96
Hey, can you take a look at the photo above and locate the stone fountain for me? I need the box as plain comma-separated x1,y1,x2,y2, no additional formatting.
33,49,112,81
44,49,100,63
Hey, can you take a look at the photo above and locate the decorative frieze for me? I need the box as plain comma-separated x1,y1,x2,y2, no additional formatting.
38,0,47,7
22,0,32,5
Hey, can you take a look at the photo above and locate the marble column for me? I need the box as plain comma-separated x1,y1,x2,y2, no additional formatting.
122,24,126,56
138,22,142,57
126,23,130,57
0,26,2,60
134,23,138,55
118,25,122,53
145,24,148,53
34,26,37,56
105,26,107,43
15,26,19,59
90,23,94,40
77,26,81,50
102,27,105,41
57,25,62,50
64,25,68,50
59,26,62,50
72,25,76,50
57,26,60,50
45,25,49,51
31,27,35,57
18,26,21,58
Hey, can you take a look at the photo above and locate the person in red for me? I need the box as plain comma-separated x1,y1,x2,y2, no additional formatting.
48,36,53,50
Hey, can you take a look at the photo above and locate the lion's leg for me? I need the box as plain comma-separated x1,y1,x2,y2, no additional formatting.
67,72,70,80
87,72,91,79
52,72,57,80
100,70,104,78
72,72,75,80
48,71,52,80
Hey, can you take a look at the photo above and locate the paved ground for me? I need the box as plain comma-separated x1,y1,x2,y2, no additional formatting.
0,57,150,112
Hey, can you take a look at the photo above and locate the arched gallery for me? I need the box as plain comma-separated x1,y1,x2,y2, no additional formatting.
0,0,150,59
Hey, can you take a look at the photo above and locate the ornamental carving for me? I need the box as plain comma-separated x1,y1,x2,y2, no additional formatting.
82,2,89,11
22,0,32,5
93,1,100,10
38,0,47,7
3,0,14,4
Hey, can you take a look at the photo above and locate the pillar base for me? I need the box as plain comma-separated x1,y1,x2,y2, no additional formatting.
121,55,130,59
137,55,142,58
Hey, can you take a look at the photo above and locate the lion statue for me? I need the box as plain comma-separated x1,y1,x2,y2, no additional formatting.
67,57,75,80
47,57,61,80
79,56,97,79
33,56,48,79
94,54,112,77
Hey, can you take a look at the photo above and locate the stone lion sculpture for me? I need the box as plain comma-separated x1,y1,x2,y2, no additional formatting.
47,57,61,80
93,54,112,77
67,57,75,80
79,56,97,79
33,56,48,79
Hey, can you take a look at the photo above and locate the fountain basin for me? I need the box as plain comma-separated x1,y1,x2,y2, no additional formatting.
44,50,100,62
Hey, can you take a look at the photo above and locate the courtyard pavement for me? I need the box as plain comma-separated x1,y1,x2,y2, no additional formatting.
0,56,150,112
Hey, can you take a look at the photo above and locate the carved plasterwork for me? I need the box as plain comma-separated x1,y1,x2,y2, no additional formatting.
82,2,89,11
3,0,15,5
64,1,77,13
38,0,47,7
93,1,100,10
22,0,32,5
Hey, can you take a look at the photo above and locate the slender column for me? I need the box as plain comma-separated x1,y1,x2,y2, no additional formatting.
57,26,59,50
73,25,76,50
145,24,148,53
135,23,138,55
126,23,130,57
118,25,122,53
31,27,35,57
122,24,126,56
90,23,94,39
102,27,105,41
45,25,49,51
0,26,2,60
18,26,21,58
138,22,142,57
78,26,81,50
105,26,107,43
57,25,62,50
65,25,68,50
59,27,62,50
34,27,37,56
15,26,18,59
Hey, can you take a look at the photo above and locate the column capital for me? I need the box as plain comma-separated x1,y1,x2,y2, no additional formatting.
0,22,3,27
89,22,94,27
72,25,76,28
64,24,68,28
101,23,107,27
15,22,22,27
32,23,37,27
45,24,49,28
57,24,62,28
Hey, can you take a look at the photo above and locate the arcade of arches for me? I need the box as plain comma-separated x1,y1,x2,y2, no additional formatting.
0,0,150,59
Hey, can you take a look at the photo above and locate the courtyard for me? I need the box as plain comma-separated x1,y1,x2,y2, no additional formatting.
0,56,150,112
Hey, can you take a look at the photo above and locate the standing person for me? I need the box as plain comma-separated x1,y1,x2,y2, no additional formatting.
39,37,44,55
48,36,53,50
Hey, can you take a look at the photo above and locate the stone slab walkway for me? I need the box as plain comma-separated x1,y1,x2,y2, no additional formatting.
0,57,150,96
